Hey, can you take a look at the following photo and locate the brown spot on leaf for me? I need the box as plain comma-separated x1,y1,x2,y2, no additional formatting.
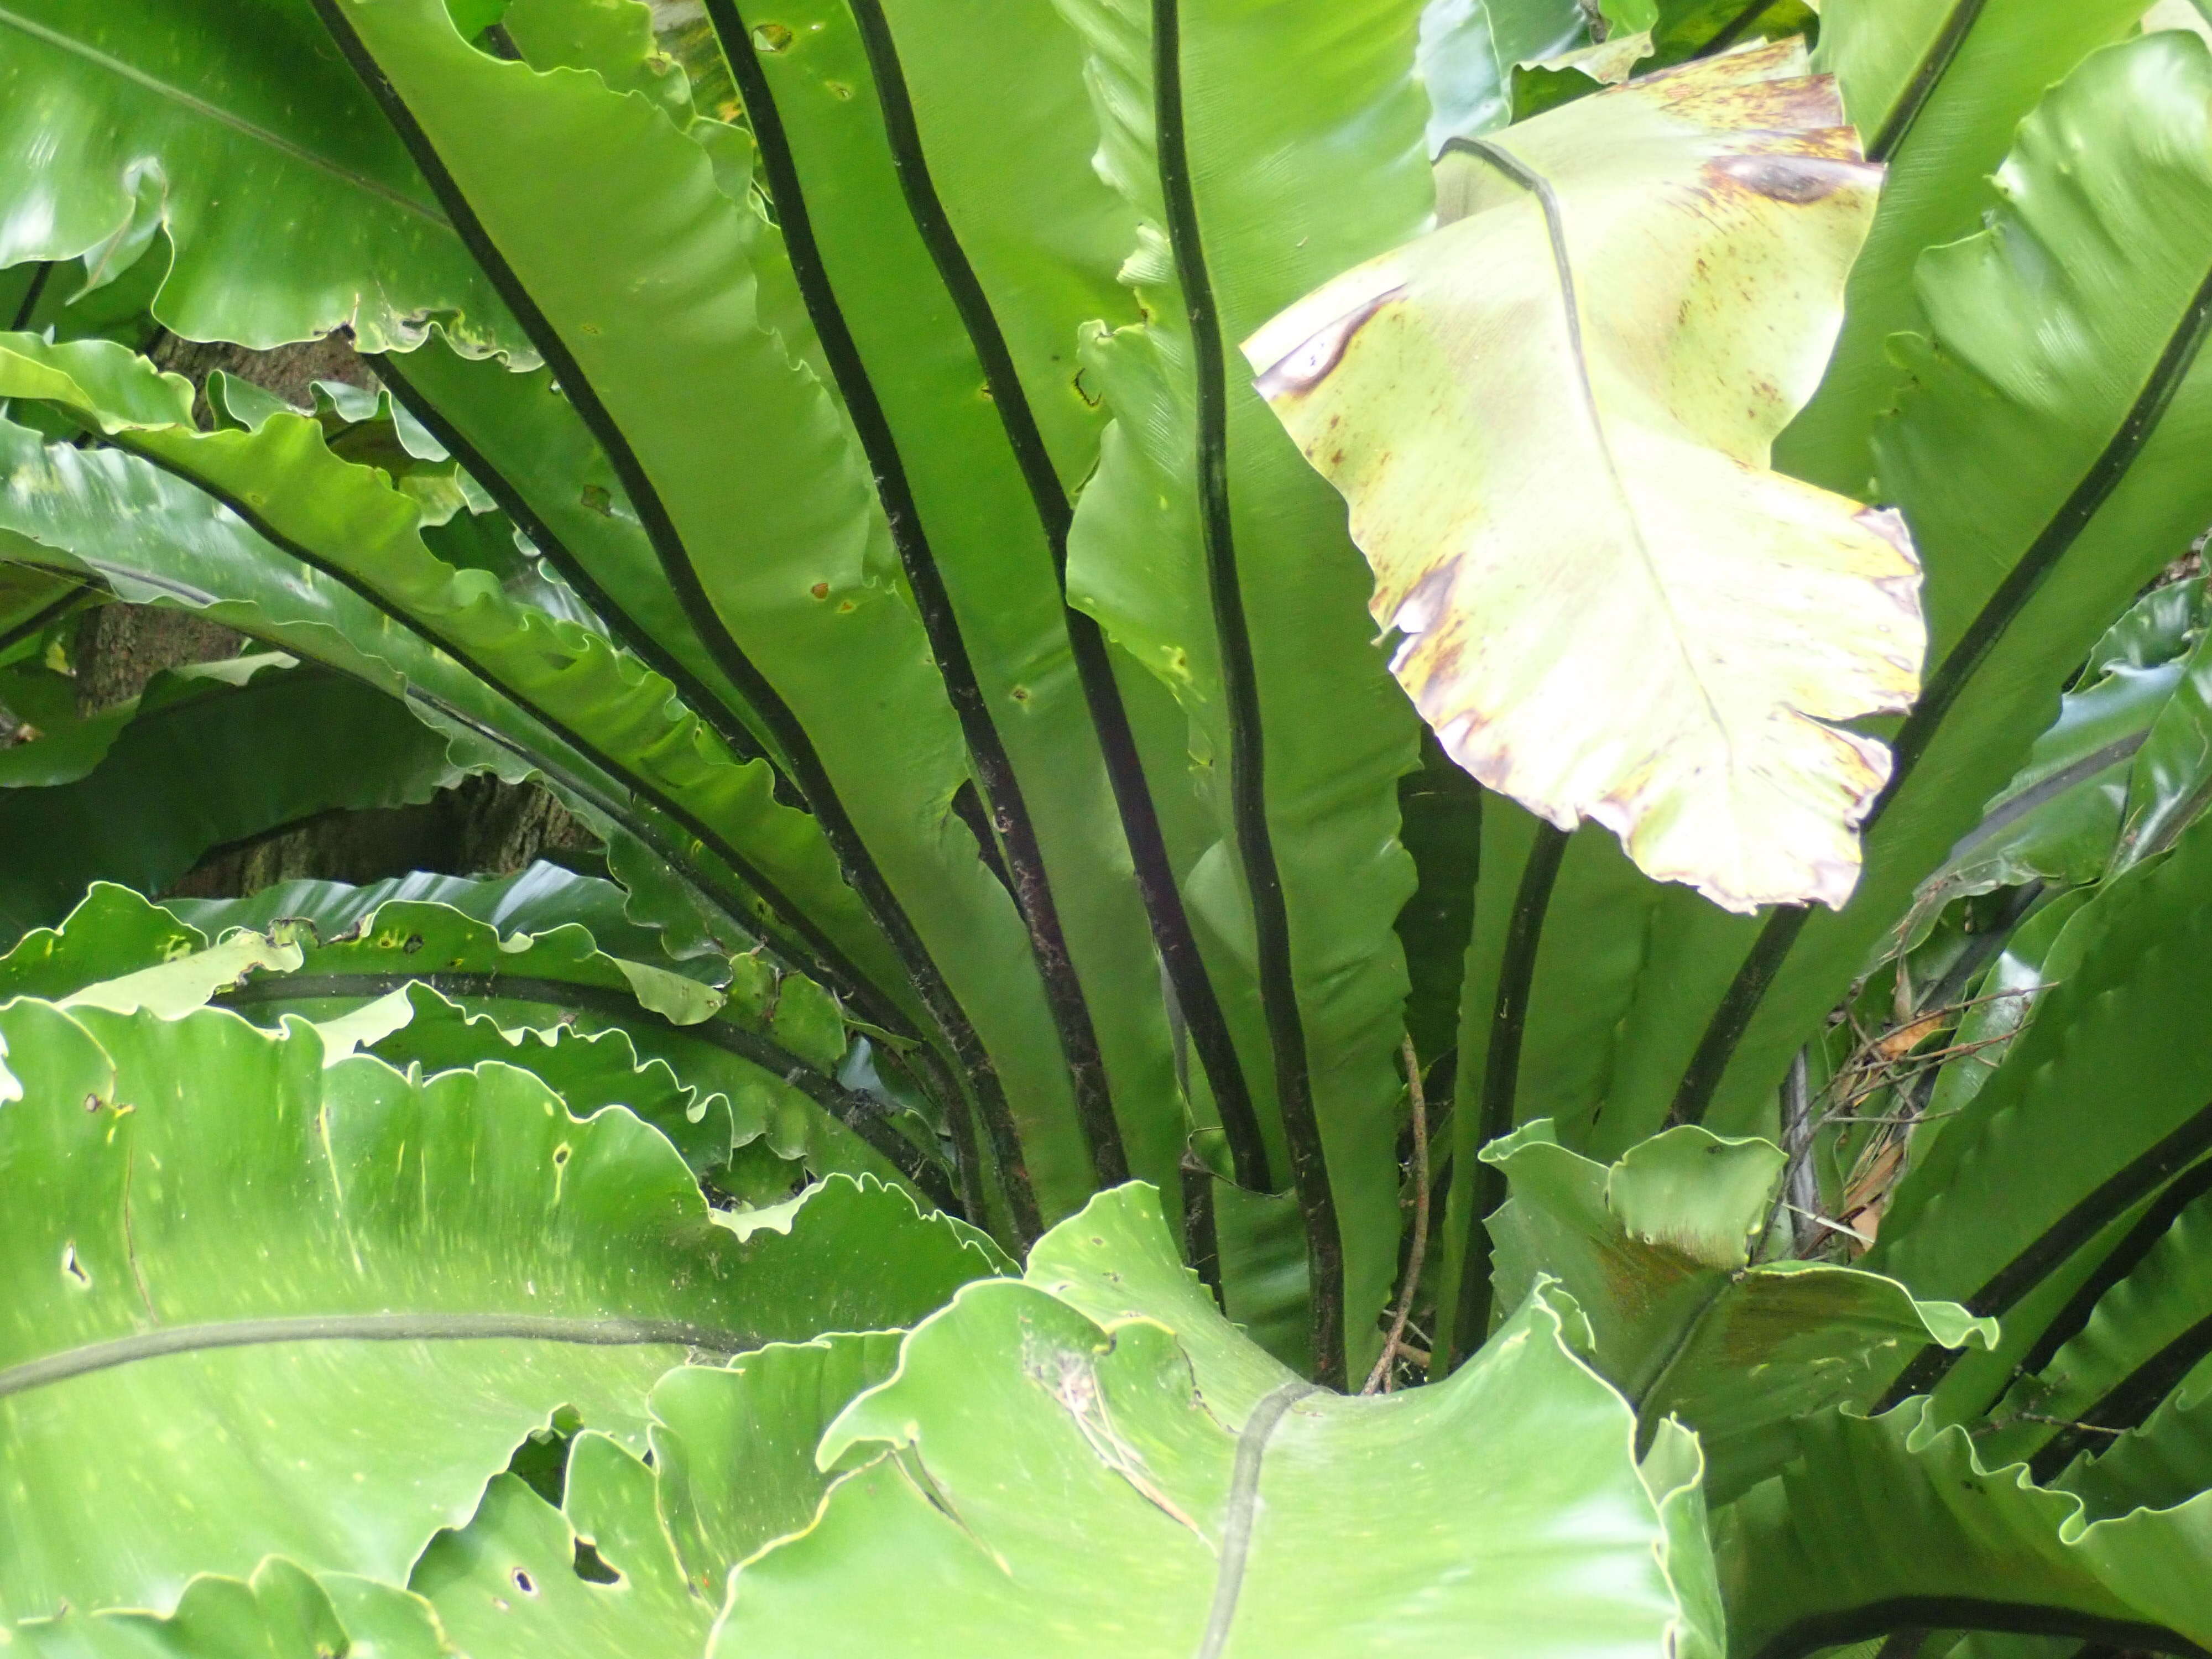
1392,562,1458,641
1704,152,1871,205
1253,285,1406,401
1855,505,1916,562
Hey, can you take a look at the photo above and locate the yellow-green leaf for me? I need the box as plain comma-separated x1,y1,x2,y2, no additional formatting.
1243,42,1924,914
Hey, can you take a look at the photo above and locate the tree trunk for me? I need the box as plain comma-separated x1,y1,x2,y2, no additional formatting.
65,332,597,899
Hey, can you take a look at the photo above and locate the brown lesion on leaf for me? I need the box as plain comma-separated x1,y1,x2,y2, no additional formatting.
1021,1331,1215,1547
1855,507,1917,561
1596,1232,1710,1327
1704,152,1872,206
1251,285,1407,403
1641,41,1844,137
1383,561,1461,654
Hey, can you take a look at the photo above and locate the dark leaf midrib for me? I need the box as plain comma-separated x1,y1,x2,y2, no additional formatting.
98,425,903,1029
2031,1303,2212,1478
1670,251,2212,1128
705,0,1127,1211
1913,878,2044,1030
1151,0,1343,1387
0,533,799,985
309,1,1000,1080
2006,1151,2212,1390
1878,1095,2212,1408
0,6,450,226
1754,1597,2209,1659
1694,0,1786,60
1944,730,2148,860
841,0,1270,1194
6,260,52,332
211,968,957,1207
1194,1381,1318,1659
0,1313,761,1401
1449,821,1569,1368
1885,257,2212,806
394,679,811,958
371,351,797,795
1970,1095,2212,1314
1867,0,1991,163
0,572,84,656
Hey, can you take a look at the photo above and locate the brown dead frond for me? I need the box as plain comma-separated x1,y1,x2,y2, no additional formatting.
1784,983,2041,1258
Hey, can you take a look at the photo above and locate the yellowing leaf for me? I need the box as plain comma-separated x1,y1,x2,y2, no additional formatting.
1243,41,1923,913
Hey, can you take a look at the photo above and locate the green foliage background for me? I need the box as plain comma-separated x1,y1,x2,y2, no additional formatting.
4,0,2212,1653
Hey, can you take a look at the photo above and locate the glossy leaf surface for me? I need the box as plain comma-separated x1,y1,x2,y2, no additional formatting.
1687,32,2212,1134
1870,807,2212,1416
0,0,521,352
1417,0,1588,150
718,1186,1716,1659
1719,1400,2212,1659
4,876,939,1201
0,999,997,1617
1485,1120,1990,1498
1049,0,1434,1378
0,342,906,1024
4,1559,441,1659
1781,0,2143,493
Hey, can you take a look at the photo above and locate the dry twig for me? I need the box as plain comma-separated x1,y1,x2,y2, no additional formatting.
1363,1037,1432,1395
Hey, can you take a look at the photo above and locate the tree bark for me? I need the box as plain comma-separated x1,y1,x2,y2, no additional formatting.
163,773,598,900
63,331,598,898
72,604,247,716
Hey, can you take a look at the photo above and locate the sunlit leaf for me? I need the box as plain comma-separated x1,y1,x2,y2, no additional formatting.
1246,41,1923,913
0,999,998,1616
717,1186,1721,1659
